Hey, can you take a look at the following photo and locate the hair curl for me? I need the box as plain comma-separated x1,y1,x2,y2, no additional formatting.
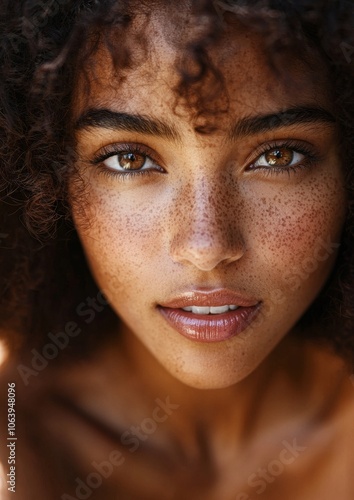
1,0,354,365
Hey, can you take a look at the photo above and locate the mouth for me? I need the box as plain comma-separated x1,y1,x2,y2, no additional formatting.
158,289,262,343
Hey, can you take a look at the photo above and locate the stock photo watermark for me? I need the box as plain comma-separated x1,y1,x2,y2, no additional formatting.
5,383,16,494
16,290,109,385
61,397,180,500
235,438,307,499
281,236,340,291
248,235,340,332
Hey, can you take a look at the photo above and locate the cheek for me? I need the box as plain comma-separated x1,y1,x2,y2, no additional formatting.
71,167,346,313
70,184,167,302
248,173,346,299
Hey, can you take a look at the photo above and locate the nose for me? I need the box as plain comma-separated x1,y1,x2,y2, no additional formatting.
169,177,245,272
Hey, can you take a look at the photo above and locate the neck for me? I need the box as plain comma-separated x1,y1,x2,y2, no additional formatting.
118,324,348,447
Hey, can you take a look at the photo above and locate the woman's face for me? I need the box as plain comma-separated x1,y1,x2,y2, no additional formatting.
70,10,347,389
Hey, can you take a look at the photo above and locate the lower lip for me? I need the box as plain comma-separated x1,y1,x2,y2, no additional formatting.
158,304,261,343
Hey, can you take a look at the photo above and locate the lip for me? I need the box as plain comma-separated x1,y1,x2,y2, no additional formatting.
158,289,262,343
160,288,260,309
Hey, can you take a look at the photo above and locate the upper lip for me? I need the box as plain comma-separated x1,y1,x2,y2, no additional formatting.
159,288,261,309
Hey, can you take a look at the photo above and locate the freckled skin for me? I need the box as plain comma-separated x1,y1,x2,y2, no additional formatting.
70,14,347,391
3,9,354,500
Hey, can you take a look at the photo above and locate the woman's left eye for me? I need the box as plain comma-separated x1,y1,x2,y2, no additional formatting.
253,147,305,169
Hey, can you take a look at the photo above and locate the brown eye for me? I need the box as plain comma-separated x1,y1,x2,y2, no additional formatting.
265,147,294,167
118,152,146,170
253,146,305,171
100,147,161,176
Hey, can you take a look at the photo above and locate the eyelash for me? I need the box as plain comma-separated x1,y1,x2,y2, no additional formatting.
91,144,162,181
247,140,319,177
91,140,320,181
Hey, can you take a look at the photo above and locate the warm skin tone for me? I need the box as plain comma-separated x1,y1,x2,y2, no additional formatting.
2,8,354,500
71,13,346,390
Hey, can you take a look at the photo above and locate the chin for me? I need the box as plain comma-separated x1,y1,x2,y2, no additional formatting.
165,360,255,390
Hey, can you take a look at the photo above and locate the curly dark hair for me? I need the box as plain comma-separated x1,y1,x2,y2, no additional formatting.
0,0,354,365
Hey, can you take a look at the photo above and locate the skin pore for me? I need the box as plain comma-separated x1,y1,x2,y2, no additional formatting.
70,10,346,390
36,13,351,497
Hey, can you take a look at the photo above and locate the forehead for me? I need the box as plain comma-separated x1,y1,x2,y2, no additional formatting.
73,6,331,130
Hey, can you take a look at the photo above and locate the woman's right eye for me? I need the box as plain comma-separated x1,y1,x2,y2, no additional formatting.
90,144,165,180
103,151,156,172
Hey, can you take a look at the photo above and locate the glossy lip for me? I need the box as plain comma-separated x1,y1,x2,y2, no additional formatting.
159,288,260,309
158,289,262,343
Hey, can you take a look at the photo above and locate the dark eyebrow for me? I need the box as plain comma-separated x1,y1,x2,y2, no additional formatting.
75,106,336,143
229,106,336,140
75,108,181,142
